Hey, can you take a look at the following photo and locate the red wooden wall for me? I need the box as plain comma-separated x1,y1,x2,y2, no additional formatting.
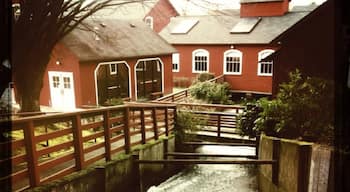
173,44,276,93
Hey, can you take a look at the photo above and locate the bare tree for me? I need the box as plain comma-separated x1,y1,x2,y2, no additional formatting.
12,0,148,112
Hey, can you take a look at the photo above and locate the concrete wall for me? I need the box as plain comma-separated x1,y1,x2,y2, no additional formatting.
258,134,334,192
27,136,176,192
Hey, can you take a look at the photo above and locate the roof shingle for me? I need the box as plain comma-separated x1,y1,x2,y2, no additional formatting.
62,19,177,62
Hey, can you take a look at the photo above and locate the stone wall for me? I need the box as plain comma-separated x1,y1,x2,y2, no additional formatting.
258,134,334,192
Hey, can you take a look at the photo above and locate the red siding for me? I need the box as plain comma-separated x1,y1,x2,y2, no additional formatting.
42,44,173,107
41,43,82,107
173,44,276,93
240,0,289,17
272,1,334,95
145,0,178,33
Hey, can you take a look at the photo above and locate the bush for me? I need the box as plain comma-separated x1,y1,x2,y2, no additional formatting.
189,81,231,104
237,69,334,144
103,98,124,106
175,111,204,142
193,72,215,83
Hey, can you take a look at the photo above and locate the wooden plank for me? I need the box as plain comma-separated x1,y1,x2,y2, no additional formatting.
123,107,131,154
35,128,73,143
152,108,158,140
104,111,112,161
140,108,146,144
36,141,74,157
23,121,40,187
72,115,85,170
182,141,256,147
136,159,276,164
165,152,257,158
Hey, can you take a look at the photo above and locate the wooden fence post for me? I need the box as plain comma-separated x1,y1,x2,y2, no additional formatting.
217,115,221,138
72,115,85,170
152,108,159,140
103,110,112,161
140,108,146,144
165,107,169,136
255,134,260,158
124,107,131,154
272,139,280,185
24,121,40,187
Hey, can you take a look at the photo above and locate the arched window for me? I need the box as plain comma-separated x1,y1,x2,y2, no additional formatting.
224,49,242,75
172,53,180,72
145,16,153,29
258,49,274,76
192,49,209,73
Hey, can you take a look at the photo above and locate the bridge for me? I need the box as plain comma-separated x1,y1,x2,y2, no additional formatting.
1,77,275,191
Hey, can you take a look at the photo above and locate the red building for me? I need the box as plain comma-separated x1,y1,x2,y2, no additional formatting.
159,0,319,95
39,19,176,111
94,0,179,33
270,0,335,95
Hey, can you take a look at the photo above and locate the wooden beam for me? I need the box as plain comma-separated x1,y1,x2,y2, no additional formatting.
135,159,276,165
165,152,256,159
182,141,256,147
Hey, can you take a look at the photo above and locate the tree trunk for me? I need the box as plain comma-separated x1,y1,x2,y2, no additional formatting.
18,91,41,112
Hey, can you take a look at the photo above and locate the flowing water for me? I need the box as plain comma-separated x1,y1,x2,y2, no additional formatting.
147,145,259,192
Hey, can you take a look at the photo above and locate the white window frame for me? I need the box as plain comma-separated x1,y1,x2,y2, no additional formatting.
258,49,274,76
145,16,153,29
109,63,117,75
223,49,242,75
172,53,180,72
192,49,209,73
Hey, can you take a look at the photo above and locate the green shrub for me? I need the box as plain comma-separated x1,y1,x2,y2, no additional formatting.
237,69,334,143
175,111,204,142
194,72,215,83
104,98,124,106
189,81,231,104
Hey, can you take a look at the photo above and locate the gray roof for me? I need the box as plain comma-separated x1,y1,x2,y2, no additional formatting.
159,6,318,45
62,19,177,62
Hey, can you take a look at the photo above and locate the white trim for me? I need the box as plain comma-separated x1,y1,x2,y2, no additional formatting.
172,53,180,72
257,49,274,76
145,16,154,29
192,49,209,73
134,57,164,101
223,49,243,75
94,61,131,105
109,63,117,75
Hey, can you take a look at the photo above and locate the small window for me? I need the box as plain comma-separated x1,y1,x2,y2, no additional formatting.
63,77,71,89
192,49,209,73
136,61,146,72
224,50,242,75
157,61,161,72
258,49,274,76
110,63,117,75
52,76,60,88
145,16,153,29
172,53,180,72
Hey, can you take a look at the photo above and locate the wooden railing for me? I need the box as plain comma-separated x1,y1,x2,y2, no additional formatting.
181,110,240,138
0,103,176,191
155,75,225,103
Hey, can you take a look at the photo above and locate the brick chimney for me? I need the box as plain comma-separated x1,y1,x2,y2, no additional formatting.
240,0,290,17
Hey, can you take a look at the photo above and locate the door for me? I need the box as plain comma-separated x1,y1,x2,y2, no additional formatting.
48,71,76,111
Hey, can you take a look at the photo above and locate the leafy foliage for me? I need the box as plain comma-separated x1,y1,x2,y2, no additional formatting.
175,111,204,142
189,81,231,104
103,97,124,106
193,72,215,83
237,69,334,143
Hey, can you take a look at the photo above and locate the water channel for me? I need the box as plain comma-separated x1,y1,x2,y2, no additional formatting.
147,145,259,192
